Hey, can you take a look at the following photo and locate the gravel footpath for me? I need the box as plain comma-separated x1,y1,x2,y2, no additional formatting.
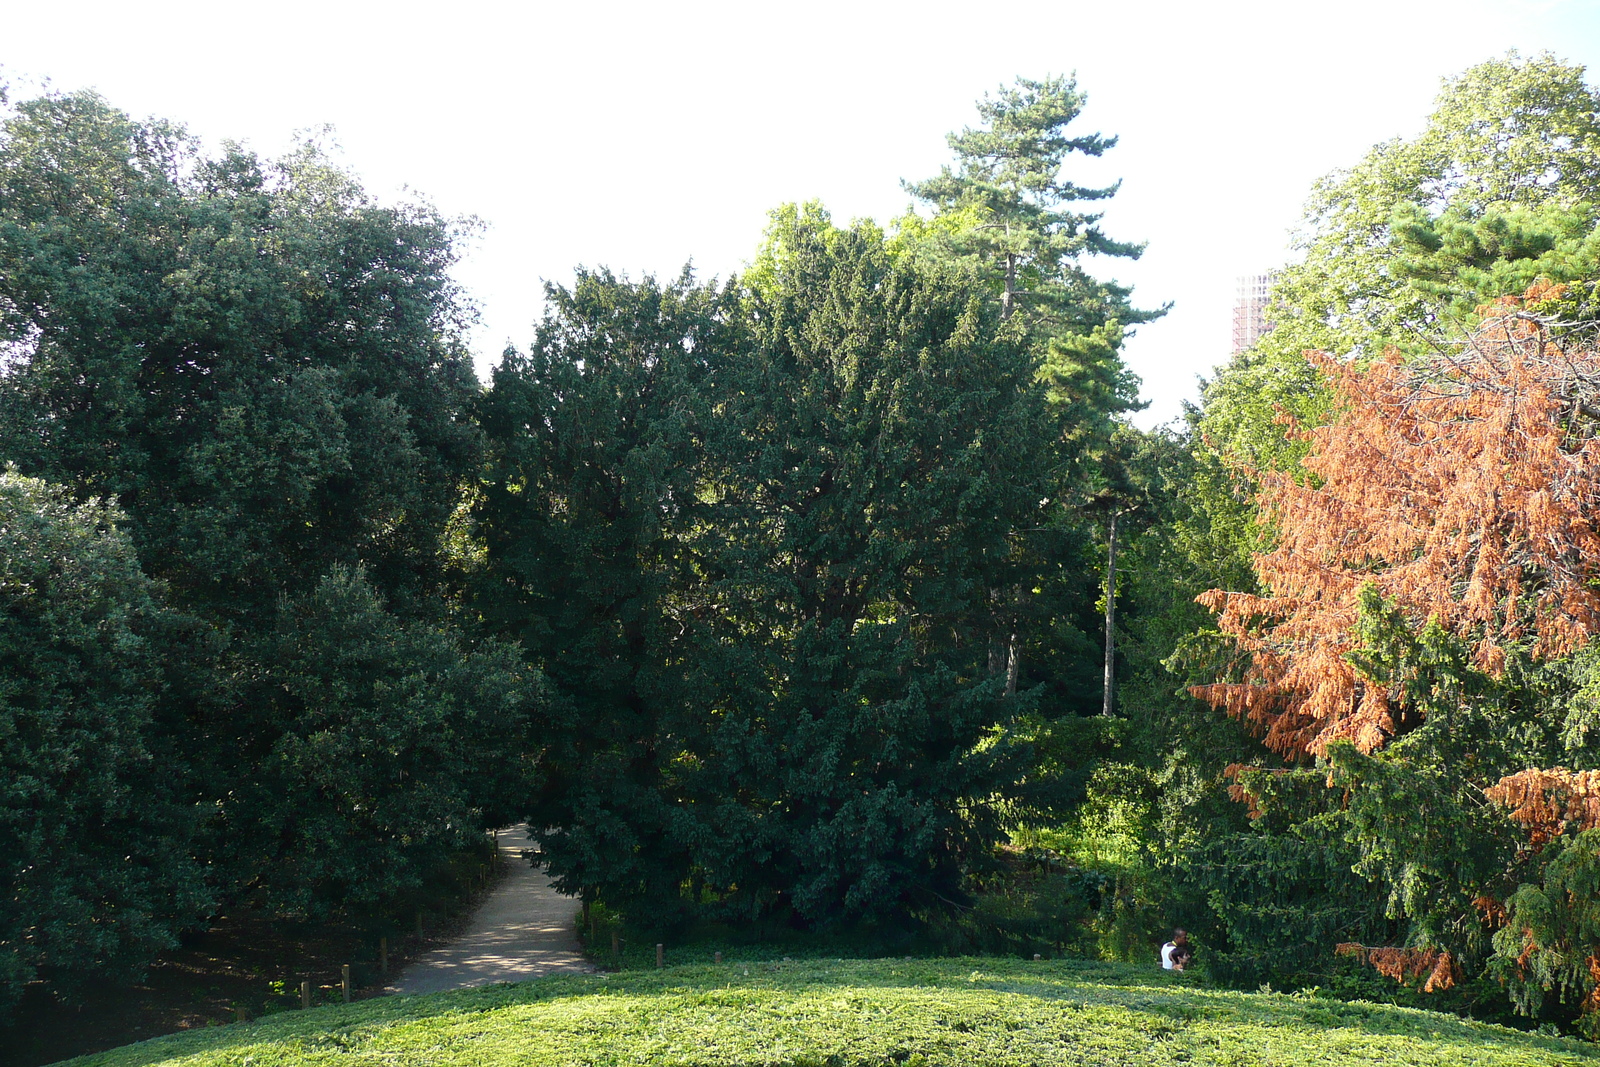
387,826,594,994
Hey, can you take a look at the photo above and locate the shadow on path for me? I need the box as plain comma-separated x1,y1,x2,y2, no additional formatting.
387,825,594,994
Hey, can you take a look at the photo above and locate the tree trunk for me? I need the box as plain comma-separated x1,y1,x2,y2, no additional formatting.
993,236,1018,688
1102,511,1119,718
1005,626,1019,697
1001,252,1017,322
987,586,1021,696
1005,586,1020,697
988,587,1006,677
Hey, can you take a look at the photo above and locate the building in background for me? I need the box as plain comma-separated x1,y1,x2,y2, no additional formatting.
1232,272,1277,353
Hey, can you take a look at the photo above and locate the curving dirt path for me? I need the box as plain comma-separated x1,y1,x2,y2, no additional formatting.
387,826,594,995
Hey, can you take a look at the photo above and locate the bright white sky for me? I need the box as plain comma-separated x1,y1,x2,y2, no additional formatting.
7,0,1600,426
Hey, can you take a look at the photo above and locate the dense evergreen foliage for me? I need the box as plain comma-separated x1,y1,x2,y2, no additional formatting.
219,567,541,917
0,90,537,1014
21,51,1600,1049
472,267,735,922
0,472,207,1016
0,76,1150,1021
475,207,1070,927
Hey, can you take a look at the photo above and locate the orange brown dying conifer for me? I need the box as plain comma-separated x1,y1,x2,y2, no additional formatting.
1194,284,1600,758
1335,943,1463,992
1485,768,1600,848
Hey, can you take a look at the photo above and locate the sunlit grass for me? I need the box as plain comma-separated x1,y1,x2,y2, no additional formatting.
62,957,1596,1066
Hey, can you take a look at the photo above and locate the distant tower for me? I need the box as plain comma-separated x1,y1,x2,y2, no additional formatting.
1231,273,1277,354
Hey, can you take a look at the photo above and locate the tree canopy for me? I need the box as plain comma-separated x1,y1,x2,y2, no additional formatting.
1197,289,1600,756
0,470,207,1016
34,53,1600,1045
901,74,1161,435
0,89,536,997
474,206,1063,926
0,91,482,623
1200,52,1600,473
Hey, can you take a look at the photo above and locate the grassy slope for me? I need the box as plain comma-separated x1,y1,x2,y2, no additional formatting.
62,958,1596,1067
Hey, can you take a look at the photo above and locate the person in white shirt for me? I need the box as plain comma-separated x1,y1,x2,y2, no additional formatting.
1160,928,1192,971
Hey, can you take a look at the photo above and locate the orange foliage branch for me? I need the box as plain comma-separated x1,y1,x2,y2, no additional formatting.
1336,943,1462,992
1583,956,1600,1015
1222,763,1289,819
1485,767,1600,847
1473,894,1510,928
1195,286,1600,758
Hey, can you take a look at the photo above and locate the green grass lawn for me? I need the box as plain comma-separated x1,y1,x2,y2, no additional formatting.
60,957,1596,1067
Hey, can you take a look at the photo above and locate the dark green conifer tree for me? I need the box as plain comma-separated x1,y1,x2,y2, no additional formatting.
472,268,735,923
902,75,1164,712
701,205,1054,922
474,209,1059,928
901,75,1161,433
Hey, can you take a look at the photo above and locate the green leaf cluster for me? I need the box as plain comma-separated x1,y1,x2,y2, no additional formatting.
0,89,536,1010
217,566,541,917
0,470,209,1015
0,93,481,620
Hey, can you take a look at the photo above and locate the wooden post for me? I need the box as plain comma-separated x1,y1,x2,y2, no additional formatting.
656,943,664,969
1033,953,1041,961
300,980,311,1009
714,951,722,964
380,936,388,976
341,964,351,1003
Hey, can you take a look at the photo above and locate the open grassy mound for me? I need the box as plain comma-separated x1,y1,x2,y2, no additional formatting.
61,958,1596,1067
